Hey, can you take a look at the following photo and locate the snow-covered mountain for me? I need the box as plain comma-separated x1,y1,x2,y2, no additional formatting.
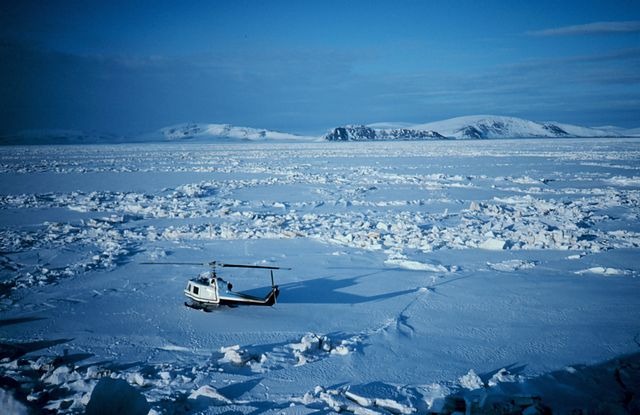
323,115,634,141
597,125,640,137
324,125,445,141
411,115,622,139
2,116,637,146
0,124,312,145
161,123,310,141
626,127,640,137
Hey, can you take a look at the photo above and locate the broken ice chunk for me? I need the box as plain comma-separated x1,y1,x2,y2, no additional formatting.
188,385,232,404
575,267,626,276
459,369,484,390
479,238,506,250
487,368,518,387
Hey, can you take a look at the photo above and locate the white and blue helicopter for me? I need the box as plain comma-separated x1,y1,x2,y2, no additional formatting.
143,260,289,310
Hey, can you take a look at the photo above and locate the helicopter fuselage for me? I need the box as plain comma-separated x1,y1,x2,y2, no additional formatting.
184,273,279,309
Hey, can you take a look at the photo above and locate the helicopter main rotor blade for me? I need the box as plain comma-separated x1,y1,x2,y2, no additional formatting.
221,263,291,270
140,261,291,270
140,262,209,266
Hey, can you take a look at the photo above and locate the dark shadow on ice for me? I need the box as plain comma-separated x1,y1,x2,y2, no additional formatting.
113,246,145,267
218,377,263,400
75,360,113,372
0,338,72,360
86,377,150,415
449,352,640,414
0,316,46,327
105,361,145,372
277,273,416,305
156,388,256,415
348,381,405,401
52,352,94,367
0,281,16,298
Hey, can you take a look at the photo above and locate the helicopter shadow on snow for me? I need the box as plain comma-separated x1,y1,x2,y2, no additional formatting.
273,269,417,305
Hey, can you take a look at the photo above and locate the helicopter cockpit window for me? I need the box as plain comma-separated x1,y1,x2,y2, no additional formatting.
196,272,210,284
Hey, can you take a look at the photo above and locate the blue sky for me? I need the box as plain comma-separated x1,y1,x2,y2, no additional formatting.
1,0,639,135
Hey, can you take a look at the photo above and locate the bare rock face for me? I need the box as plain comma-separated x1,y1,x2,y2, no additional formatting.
324,125,445,141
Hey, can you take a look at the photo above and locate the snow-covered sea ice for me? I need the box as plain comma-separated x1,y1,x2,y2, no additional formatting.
1,138,639,413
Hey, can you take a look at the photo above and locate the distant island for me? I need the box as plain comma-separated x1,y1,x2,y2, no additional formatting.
2,115,639,145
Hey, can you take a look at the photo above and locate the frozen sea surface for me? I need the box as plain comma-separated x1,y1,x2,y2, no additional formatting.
1,139,639,413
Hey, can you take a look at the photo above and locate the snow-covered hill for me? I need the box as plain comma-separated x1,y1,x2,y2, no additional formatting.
2,116,637,146
323,116,635,141
161,123,310,141
324,125,445,141
620,126,640,137
412,115,622,139
0,124,312,145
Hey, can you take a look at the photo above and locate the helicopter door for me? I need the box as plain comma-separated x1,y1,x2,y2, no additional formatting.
203,282,218,302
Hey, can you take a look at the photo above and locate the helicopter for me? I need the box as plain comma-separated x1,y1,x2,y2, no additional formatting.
142,260,290,310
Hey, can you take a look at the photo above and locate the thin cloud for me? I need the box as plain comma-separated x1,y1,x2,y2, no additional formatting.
528,21,640,36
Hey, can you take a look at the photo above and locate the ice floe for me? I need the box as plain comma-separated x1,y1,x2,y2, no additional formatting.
1,139,640,414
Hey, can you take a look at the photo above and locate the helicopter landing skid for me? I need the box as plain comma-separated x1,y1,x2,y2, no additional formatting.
184,301,217,312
